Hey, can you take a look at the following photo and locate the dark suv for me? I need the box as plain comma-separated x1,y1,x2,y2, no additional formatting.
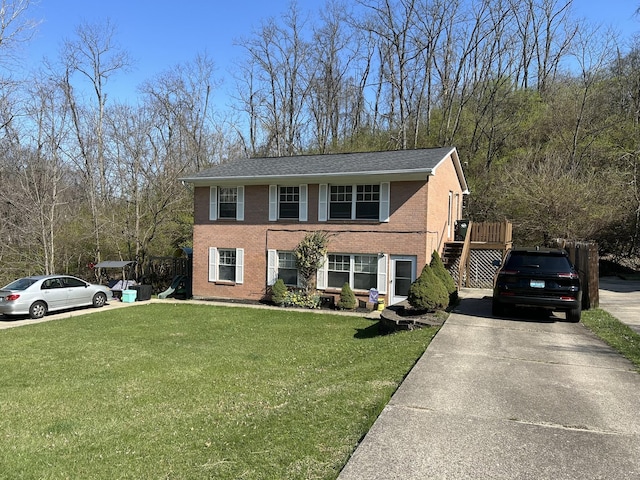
492,247,582,322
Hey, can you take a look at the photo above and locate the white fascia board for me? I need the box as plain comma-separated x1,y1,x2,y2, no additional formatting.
181,169,434,187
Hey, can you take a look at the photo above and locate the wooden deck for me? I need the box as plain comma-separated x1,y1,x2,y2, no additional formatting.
443,221,513,289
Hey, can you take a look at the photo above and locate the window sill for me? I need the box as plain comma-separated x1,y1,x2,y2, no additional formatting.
212,280,237,286
325,219,381,224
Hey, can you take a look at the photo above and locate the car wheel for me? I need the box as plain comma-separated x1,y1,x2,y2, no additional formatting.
567,307,581,323
92,292,107,308
29,301,47,319
492,298,505,316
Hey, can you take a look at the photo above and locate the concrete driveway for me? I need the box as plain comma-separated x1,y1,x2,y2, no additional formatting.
339,288,640,479
0,299,138,329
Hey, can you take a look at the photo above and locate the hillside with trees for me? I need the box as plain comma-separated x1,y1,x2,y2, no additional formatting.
0,0,639,285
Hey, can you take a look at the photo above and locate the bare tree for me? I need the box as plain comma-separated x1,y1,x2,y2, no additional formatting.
236,2,313,156
57,19,130,267
61,19,130,202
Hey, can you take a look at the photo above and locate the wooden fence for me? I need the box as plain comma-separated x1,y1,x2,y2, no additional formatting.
552,239,599,309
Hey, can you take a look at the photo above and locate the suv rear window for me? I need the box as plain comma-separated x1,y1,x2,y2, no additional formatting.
505,252,571,272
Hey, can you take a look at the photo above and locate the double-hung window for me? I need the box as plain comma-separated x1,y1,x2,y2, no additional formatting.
269,185,308,221
279,186,299,219
353,255,378,289
320,183,389,222
267,250,299,286
277,252,298,286
209,186,245,221
327,254,351,288
219,188,238,219
355,185,380,219
218,249,236,281
325,254,380,291
208,247,244,284
329,186,352,219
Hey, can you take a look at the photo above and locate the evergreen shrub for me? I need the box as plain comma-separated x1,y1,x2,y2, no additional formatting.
271,278,287,306
430,250,458,304
407,264,448,311
338,283,357,310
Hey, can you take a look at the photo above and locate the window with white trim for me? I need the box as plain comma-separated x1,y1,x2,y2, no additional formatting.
219,187,238,219
209,186,244,221
327,254,379,291
327,184,382,220
218,249,236,281
269,184,308,221
208,247,244,284
277,252,298,286
279,186,299,219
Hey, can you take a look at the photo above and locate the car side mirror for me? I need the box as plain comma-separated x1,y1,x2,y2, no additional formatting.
492,259,502,267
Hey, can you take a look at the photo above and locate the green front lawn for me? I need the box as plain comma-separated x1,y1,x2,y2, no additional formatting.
0,304,438,479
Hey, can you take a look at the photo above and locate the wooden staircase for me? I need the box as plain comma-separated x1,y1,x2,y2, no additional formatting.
442,241,464,268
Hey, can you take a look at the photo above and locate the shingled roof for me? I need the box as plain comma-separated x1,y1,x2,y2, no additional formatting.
181,147,467,191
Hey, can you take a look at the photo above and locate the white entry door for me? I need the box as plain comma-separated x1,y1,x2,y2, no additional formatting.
390,256,416,305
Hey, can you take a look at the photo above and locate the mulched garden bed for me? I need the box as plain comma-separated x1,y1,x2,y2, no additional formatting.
379,300,447,333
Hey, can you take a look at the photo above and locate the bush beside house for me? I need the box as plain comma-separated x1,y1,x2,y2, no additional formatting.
271,278,287,306
407,263,449,312
338,283,358,310
430,250,458,304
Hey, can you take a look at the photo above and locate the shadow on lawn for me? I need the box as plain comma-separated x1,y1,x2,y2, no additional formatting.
354,321,385,339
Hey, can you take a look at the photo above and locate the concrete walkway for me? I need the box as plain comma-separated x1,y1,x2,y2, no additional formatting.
338,287,640,479
599,276,640,334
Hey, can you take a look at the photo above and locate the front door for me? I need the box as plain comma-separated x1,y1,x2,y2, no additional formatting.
390,256,416,305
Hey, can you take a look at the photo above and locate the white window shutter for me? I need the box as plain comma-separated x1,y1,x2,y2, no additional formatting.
267,249,278,286
269,185,278,221
235,248,244,284
208,247,218,282
236,186,245,221
377,254,388,294
209,186,218,221
318,184,328,222
299,184,308,222
379,182,390,222
316,255,328,289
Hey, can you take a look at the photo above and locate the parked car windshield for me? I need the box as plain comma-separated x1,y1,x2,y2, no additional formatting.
505,252,572,272
3,277,38,290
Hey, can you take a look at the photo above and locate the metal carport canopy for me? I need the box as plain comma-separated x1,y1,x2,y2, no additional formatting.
94,261,135,268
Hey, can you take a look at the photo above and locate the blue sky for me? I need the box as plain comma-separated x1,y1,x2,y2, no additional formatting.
22,0,640,104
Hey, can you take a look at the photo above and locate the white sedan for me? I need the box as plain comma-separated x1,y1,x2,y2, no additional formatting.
0,275,113,319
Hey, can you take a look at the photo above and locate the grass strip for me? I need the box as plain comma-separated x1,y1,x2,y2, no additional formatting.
582,308,640,370
0,303,438,479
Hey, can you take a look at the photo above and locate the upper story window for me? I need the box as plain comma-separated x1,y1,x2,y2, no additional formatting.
319,183,389,222
355,185,380,220
279,186,299,219
209,186,244,221
219,187,238,219
269,184,308,222
329,184,380,220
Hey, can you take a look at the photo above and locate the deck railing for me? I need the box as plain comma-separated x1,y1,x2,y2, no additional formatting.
456,220,513,289
469,220,512,245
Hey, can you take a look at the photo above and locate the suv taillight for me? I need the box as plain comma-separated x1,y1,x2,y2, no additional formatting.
6,294,20,301
557,273,579,279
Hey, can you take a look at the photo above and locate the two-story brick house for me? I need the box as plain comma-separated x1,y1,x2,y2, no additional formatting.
181,148,468,306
